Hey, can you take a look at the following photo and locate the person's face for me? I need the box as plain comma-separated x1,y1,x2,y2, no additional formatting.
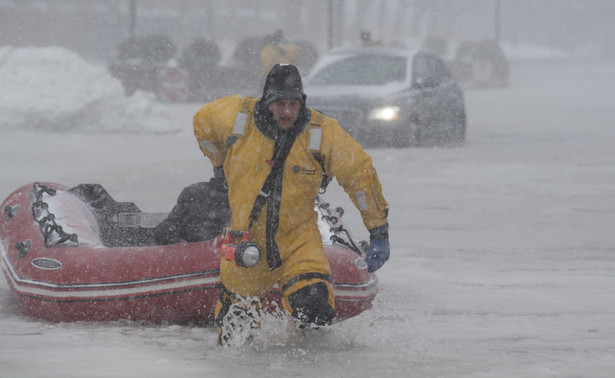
268,99,301,130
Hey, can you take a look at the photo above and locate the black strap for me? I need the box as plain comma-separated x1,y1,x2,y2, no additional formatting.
312,152,332,192
249,125,302,270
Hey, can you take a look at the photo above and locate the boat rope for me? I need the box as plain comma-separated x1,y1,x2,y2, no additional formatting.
31,182,79,248
315,196,366,256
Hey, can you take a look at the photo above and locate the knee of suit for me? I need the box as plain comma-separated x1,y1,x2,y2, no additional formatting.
287,282,334,326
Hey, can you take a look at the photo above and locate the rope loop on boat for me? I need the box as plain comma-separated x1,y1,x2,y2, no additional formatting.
315,196,365,255
31,182,79,248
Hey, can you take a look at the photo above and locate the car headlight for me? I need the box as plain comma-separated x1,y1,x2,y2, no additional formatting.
368,106,400,122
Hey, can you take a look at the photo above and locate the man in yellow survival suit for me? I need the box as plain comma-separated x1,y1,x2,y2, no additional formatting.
193,64,389,345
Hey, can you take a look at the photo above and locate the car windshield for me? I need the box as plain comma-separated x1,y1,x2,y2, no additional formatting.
309,54,407,86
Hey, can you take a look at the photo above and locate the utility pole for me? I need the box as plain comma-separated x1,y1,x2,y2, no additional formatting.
129,0,137,38
328,0,335,50
328,0,344,50
494,0,501,43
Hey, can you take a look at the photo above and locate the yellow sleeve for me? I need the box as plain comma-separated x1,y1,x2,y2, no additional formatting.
193,95,243,168
320,117,389,230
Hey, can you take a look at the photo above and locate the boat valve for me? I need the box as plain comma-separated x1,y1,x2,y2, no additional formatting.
4,205,19,221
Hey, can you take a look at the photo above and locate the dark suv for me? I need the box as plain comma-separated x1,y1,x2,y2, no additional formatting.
305,47,466,147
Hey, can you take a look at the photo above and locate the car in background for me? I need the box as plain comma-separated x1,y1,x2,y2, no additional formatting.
304,47,466,147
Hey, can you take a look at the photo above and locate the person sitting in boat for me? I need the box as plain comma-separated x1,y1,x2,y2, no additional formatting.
193,63,390,345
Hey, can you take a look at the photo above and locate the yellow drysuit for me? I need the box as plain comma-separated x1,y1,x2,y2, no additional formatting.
194,95,387,339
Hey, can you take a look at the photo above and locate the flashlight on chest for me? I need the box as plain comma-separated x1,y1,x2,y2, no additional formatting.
220,230,261,268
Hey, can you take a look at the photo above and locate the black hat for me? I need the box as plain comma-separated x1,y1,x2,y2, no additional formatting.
262,64,306,105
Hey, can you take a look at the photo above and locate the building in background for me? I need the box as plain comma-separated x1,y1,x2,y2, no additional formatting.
1,0,613,63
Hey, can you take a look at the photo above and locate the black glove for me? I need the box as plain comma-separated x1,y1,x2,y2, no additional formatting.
365,224,390,273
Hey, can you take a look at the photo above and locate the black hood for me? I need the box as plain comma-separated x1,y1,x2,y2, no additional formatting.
262,64,307,105
255,64,310,139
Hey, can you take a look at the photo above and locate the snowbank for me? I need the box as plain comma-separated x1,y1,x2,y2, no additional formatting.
500,42,570,62
0,46,177,133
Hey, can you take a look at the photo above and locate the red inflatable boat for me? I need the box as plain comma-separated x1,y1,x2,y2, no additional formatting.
1,182,377,324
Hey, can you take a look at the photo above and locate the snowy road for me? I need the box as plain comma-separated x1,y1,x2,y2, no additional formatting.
1,62,614,377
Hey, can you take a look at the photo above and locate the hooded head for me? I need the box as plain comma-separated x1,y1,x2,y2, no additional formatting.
262,64,306,106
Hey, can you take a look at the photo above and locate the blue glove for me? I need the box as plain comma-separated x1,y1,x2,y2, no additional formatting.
365,240,390,273
365,225,390,273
